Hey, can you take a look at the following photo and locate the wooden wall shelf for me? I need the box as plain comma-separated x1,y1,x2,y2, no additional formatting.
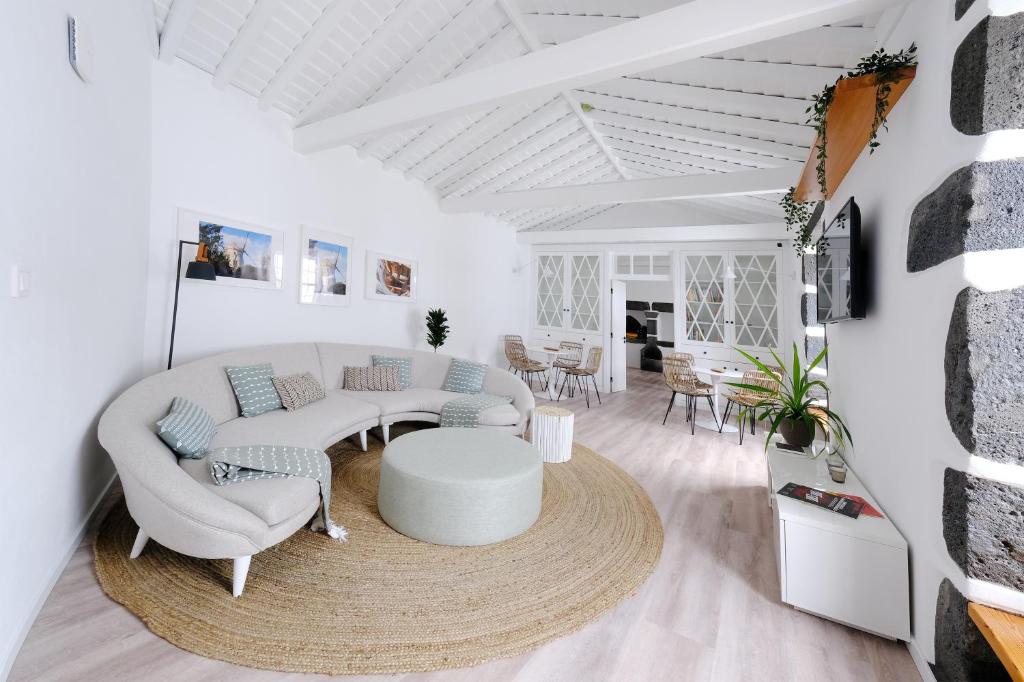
794,66,917,203
969,602,1024,682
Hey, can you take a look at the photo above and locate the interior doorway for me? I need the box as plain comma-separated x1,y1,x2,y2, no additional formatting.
610,278,677,394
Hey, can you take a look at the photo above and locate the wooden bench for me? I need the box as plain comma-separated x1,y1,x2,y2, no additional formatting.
969,602,1024,682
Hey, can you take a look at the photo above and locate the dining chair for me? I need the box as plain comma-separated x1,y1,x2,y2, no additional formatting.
558,346,603,408
503,335,523,372
662,352,719,434
550,341,583,388
719,370,778,444
506,339,549,390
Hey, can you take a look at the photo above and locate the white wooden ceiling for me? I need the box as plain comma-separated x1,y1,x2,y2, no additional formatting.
151,0,891,231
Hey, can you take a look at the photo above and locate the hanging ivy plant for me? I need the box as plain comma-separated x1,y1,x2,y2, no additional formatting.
803,43,918,197
781,187,819,255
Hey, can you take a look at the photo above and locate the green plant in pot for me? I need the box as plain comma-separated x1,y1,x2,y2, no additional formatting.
728,343,851,450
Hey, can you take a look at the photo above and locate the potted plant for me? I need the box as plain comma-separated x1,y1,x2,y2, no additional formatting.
728,343,851,450
425,308,449,352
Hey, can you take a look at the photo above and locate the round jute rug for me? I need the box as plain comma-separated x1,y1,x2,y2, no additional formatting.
94,436,663,675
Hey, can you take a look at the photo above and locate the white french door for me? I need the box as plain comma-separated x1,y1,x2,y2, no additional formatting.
682,253,729,346
534,252,602,333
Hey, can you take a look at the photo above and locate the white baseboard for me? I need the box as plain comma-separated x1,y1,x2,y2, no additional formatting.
1,473,118,682
907,638,937,682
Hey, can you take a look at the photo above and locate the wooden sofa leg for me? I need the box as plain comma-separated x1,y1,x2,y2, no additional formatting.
382,423,390,445
233,555,252,597
358,430,368,452
129,528,149,559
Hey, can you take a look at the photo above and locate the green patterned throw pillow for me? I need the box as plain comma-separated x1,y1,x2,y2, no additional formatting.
225,363,283,417
156,397,216,459
442,358,488,394
371,355,412,389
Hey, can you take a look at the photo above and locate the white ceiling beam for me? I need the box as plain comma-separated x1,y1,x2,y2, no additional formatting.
597,76,810,124
442,166,796,213
585,108,807,161
562,201,748,230
593,122,796,168
516,223,788,244
430,99,566,189
158,0,200,63
576,91,812,147
212,0,280,90
141,0,159,58
638,58,845,100
380,26,524,169
258,0,353,111
442,115,584,196
521,14,631,45
687,197,781,224
474,133,593,194
601,130,784,172
298,0,434,124
292,0,900,153
496,0,630,181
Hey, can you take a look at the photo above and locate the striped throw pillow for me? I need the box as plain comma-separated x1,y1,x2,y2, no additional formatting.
371,355,412,389
225,363,283,417
344,366,401,391
442,358,488,394
272,372,326,411
156,397,216,459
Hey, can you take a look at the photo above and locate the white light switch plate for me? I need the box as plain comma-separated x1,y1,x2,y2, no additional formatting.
10,265,30,298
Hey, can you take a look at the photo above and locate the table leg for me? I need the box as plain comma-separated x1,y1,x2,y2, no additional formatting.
695,377,738,433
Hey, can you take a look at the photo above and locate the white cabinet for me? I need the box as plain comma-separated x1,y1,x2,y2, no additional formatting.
767,446,910,640
679,249,782,368
534,252,603,335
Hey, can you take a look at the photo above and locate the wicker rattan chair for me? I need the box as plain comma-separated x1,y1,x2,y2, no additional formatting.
505,339,549,390
662,352,719,434
503,335,523,371
550,341,583,388
558,346,603,408
719,370,778,444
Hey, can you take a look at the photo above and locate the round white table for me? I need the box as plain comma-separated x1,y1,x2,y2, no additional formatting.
692,366,743,433
526,345,563,400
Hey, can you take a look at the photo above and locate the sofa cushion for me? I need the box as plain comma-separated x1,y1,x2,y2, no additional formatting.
225,363,283,417
442,358,488,393
178,457,318,527
156,397,216,459
336,388,520,426
208,393,380,451
343,366,400,391
372,355,412,389
272,372,326,411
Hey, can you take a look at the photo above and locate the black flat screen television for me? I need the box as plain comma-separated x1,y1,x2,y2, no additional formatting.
816,197,864,323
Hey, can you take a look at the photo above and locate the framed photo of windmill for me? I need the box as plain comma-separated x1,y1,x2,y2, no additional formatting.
176,208,284,290
298,226,353,307
366,251,418,302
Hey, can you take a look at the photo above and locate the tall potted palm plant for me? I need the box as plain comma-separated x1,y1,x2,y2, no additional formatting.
728,343,852,449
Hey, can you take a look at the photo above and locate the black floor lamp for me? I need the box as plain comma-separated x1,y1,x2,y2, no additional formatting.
168,240,217,370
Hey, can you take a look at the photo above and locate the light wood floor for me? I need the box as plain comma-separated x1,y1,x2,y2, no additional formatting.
10,369,921,681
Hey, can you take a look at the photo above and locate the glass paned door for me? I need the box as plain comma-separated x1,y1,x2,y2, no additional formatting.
536,254,564,328
569,254,601,332
732,254,779,348
683,254,727,344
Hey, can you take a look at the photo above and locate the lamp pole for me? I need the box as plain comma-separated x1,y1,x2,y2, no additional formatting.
168,240,217,370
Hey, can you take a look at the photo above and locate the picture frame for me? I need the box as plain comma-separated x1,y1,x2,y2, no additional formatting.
177,208,284,290
298,226,353,307
365,251,418,302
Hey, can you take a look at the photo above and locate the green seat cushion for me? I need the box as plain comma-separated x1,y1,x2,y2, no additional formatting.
442,358,488,394
372,355,412,389
156,397,217,459
225,363,283,417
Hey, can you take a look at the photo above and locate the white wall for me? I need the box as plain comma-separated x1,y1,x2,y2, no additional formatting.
818,0,1024,665
144,63,529,373
0,1,152,674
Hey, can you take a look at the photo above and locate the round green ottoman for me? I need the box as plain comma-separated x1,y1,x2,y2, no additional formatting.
377,428,543,546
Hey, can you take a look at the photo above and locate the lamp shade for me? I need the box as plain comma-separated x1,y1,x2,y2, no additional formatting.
185,260,216,280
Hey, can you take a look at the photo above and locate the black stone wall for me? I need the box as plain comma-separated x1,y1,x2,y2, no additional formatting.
932,579,1011,682
952,14,1024,135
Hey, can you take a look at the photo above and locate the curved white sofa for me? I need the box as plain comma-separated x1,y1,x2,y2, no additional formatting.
98,343,534,595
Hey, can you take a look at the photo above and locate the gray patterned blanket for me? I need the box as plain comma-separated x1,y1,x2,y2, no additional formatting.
439,393,513,428
208,445,347,542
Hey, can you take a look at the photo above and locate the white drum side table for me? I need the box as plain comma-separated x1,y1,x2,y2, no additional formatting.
531,406,574,463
